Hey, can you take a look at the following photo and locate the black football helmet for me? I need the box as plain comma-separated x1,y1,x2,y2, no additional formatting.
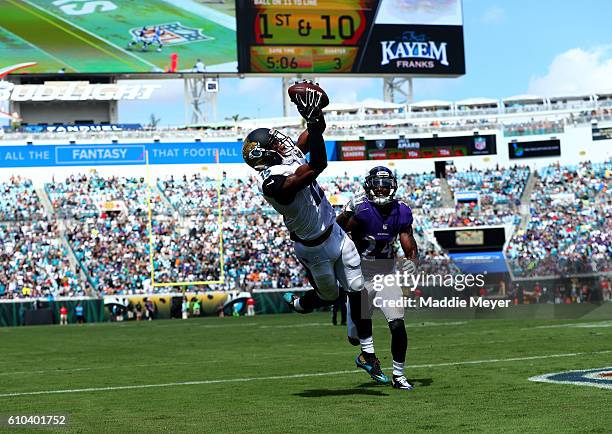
242,128,297,171
364,166,397,205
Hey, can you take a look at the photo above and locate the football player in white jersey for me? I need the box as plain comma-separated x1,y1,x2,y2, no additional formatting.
241,82,388,383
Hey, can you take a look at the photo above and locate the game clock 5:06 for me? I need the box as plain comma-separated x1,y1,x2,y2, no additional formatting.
250,46,358,73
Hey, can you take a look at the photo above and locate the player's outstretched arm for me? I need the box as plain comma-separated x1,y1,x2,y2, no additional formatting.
288,80,329,168
266,113,327,204
306,115,327,175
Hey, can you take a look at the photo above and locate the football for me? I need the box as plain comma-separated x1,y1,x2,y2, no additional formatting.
287,81,330,110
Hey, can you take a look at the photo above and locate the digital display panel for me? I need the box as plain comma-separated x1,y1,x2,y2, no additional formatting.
456,230,484,246
236,0,465,75
0,0,237,74
337,134,496,161
508,139,561,159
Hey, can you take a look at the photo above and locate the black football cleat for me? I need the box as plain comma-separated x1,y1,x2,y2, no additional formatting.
355,353,389,384
282,292,312,314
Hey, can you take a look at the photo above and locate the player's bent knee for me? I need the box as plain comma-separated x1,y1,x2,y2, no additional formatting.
348,275,365,292
347,336,360,346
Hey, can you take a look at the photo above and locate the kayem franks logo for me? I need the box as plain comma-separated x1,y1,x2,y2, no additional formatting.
380,31,448,68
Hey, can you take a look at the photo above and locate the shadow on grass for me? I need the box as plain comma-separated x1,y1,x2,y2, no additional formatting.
356,377,433,388
294,387,389,398
410,378,434,387
294,378,433,397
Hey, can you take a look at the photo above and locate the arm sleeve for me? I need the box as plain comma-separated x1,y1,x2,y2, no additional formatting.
306,123,327,171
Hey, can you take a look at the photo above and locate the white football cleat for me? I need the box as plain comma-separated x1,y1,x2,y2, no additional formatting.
392,375,414,390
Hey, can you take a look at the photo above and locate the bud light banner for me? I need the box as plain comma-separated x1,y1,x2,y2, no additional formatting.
358,24,465,75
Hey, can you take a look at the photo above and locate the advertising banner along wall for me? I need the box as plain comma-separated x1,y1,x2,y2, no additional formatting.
337,134,496,161
0,141,337,167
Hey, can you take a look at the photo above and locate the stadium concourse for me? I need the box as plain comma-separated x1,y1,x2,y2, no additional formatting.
0,95,610,302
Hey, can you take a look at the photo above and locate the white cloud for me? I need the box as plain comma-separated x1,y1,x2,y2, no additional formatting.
481,6,505,23
528,47,612,96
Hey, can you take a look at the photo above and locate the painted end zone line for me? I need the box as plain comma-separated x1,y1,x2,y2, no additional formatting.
1,350,610,398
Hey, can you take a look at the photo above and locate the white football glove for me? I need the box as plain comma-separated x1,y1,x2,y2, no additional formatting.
292,80,325,123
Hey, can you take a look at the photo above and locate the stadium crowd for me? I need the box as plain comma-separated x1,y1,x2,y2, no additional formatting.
0,177,46,221
0,221,83,299
503,120,564,137
0,161,609,298
507,161,611,277
418,165,529,228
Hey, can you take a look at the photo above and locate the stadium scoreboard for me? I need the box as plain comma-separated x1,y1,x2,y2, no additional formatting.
236,0,465,75
3,0,464,75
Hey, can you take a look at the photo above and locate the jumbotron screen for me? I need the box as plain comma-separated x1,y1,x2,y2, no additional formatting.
236,0,465,74
0,0,237,74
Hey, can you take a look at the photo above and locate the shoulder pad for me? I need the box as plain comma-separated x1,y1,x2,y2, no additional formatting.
398,200,412,212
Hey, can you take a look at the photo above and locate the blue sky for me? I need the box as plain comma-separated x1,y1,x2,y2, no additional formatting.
119,0,612,126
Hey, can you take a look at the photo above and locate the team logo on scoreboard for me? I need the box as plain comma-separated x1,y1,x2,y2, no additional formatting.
129,23,211,46
474,137,487,151
529,367,612,390
511,143,525,157
380,31,448,68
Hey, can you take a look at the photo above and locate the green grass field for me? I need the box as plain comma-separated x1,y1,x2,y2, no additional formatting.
0,0,236,73
1,313,611,433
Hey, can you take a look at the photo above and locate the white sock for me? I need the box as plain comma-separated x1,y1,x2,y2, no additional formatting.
392,361,404,377
293,298,304,312
360,336,375,354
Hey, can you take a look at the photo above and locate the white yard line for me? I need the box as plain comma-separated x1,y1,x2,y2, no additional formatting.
526,321,612,330
1,350,610,398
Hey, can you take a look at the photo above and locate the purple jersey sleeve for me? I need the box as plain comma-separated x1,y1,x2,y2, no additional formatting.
398,202,413,232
